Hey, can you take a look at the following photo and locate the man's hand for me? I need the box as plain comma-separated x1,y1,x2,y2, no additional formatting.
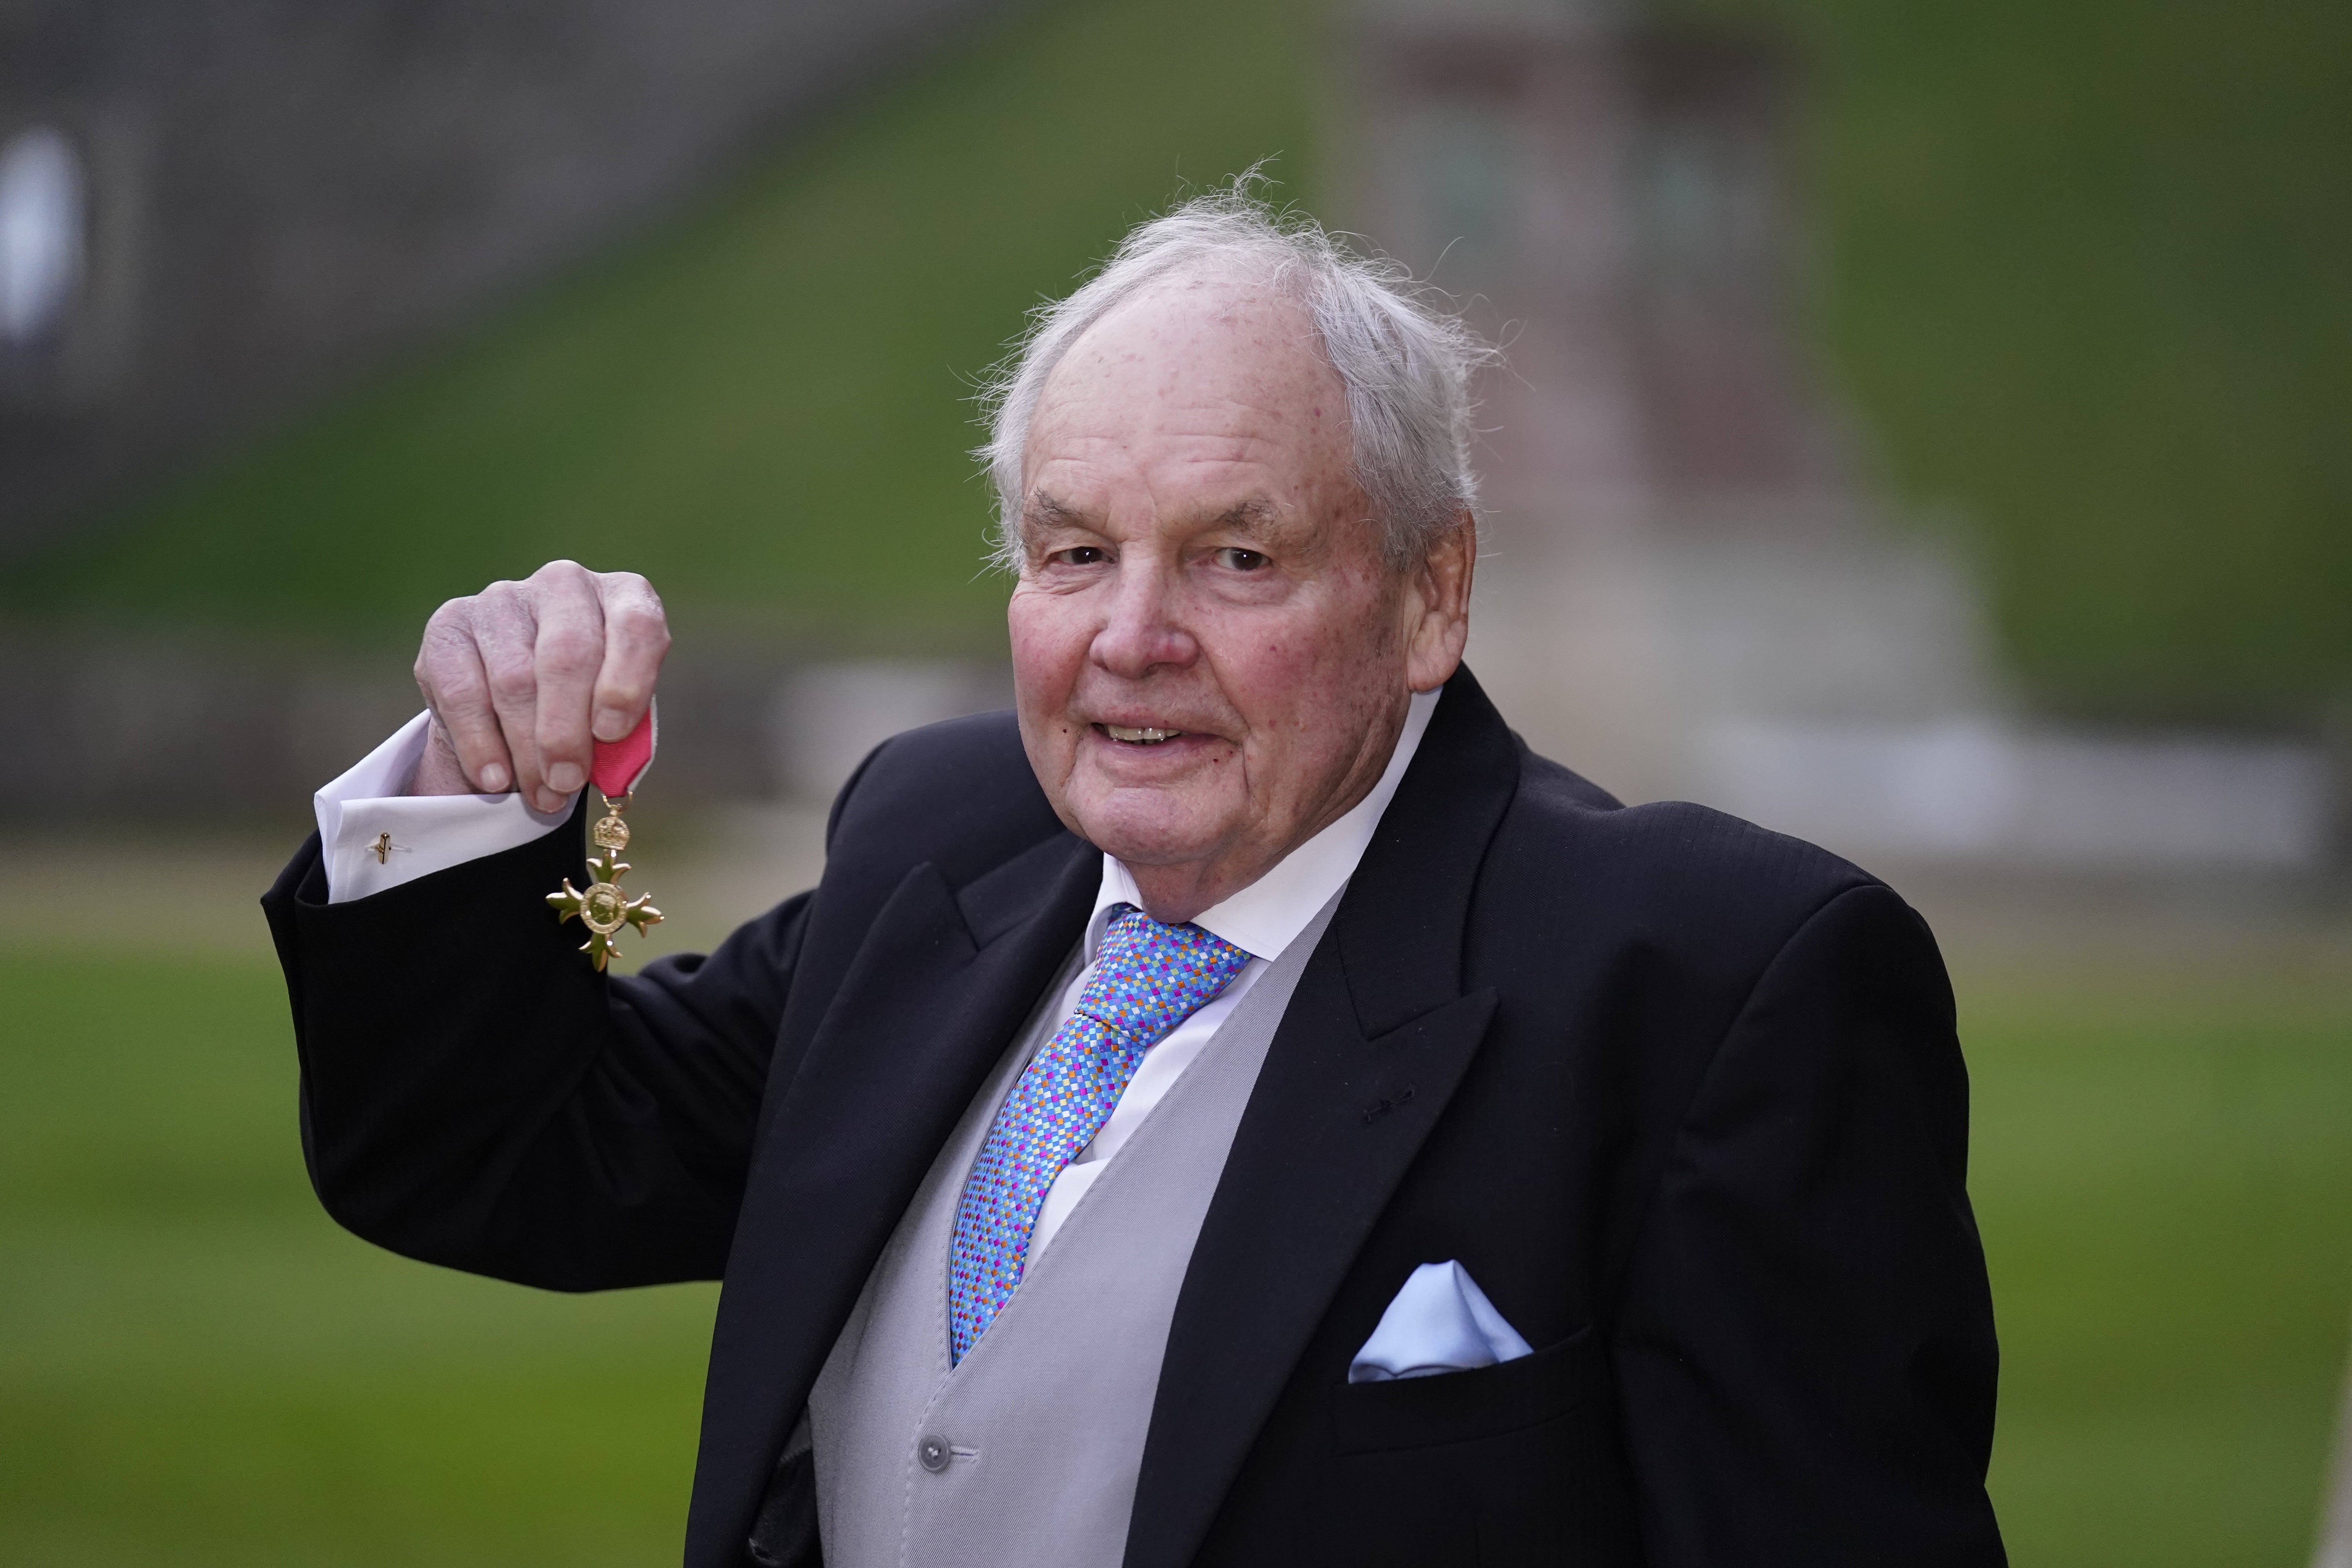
410,561,670,811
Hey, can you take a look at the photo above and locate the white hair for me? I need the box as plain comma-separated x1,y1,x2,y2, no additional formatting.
976,181,1493,572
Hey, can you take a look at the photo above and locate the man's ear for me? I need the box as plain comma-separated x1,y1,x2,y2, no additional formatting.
1404,512,1476,693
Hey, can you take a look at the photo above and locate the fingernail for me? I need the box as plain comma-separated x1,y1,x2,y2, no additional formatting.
480,764,510,792
593,708,628,740
546,762,584,794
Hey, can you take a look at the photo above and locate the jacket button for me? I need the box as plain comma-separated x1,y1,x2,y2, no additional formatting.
917,1434,950,1473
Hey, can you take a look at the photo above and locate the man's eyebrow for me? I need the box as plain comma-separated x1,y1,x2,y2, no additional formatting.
1020,492,1298,539
1201,497,1323,550
1205,498,1284,535
1021,492,1091,532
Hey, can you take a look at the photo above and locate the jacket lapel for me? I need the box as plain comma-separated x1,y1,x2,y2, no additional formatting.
1125,669,1525,1568
684,829,1097,1565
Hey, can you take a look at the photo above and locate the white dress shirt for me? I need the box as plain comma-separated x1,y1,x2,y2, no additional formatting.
1019,687,1437,1267
312,688,1441,1264
313,711,572,904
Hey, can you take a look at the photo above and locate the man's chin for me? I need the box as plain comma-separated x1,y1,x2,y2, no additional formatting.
1065,788,1236,872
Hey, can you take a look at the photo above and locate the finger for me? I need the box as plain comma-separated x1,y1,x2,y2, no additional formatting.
416,601,515,793
410,714,476,797
590,572,670,742
529,561,608,809
472,579,551,806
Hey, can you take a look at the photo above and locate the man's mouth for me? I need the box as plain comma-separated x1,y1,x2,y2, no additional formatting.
1100,724,1185,745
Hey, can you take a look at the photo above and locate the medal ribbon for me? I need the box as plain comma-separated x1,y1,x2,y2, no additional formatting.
589,701,656,799
548,698,665,971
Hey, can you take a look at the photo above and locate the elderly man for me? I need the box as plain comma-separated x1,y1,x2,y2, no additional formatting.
264,192,2003,1566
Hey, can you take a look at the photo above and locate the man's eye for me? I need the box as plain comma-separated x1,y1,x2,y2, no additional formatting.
1052,546,1107,567
1216,547,1269,572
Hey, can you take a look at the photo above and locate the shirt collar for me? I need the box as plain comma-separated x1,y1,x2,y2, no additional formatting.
1088,686,1442,962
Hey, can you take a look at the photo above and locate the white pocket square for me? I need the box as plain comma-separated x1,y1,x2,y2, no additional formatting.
1348,1260,1534,1384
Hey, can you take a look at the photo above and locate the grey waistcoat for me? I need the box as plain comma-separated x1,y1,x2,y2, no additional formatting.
805,896,1337,1568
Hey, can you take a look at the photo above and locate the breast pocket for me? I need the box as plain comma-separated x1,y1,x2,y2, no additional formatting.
1332,1323,1609,1455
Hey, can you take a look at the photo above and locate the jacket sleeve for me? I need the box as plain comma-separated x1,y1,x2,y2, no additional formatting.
261,798,809,1291
1610,883,2006,1565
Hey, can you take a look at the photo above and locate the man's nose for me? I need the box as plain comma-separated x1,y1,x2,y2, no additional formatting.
1089,561,1197,678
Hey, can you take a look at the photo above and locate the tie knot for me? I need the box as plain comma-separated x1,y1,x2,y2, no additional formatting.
1078,904,1252,1044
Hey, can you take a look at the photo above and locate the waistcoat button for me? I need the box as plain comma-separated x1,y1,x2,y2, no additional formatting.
917,1434,950,1473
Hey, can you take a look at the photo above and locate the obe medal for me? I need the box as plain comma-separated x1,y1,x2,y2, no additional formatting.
547,703,665,972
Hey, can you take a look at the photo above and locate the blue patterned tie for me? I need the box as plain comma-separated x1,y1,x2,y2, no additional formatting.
947,904,1251,1363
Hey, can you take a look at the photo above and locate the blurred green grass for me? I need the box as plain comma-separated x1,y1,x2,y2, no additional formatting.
0,952,715,1566
1967,962,2352,1563
4,939,2348,1563
1782,0,2352,719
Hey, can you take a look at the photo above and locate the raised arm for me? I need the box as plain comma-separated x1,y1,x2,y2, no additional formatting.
263,561,793,1292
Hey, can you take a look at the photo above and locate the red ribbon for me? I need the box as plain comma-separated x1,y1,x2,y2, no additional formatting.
589,701,656,798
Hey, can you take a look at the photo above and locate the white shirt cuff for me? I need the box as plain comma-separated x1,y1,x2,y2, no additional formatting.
314,711,576,904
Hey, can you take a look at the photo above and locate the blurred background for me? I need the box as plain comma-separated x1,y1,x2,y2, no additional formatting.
3,0,2348,1561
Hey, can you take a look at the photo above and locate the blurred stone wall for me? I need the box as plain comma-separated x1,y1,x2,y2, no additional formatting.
0,0,1014,548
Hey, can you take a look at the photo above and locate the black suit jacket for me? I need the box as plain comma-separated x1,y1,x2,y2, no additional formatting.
263,669,2003,1566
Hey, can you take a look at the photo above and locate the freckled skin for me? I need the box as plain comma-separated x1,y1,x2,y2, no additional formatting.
1008,273,1475,925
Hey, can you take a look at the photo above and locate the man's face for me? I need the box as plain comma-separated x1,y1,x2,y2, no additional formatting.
1007,274,1470,922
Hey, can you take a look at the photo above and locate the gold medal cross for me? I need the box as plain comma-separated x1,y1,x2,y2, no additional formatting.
548,795,663,972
